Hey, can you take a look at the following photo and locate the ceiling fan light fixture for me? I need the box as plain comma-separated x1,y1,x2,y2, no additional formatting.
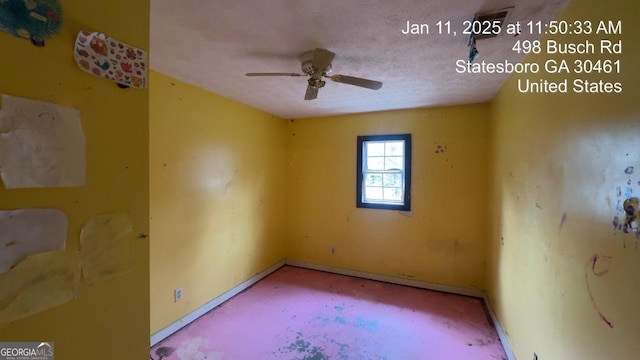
308,78,326,89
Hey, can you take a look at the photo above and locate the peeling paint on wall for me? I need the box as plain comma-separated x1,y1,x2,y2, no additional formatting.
434,142,447,154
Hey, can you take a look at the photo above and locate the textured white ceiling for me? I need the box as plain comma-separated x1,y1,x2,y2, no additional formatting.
151,0,568,119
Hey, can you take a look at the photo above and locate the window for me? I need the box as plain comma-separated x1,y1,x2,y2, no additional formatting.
356,134,411,211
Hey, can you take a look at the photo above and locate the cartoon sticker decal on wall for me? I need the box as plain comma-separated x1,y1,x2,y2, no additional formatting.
623,197,639,232
0,0,63,47
74,31,147,89
611,165,640,248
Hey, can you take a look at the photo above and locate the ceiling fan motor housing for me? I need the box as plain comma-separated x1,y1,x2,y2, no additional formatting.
301,61,314,75
308,77,326,89
300,50,331,75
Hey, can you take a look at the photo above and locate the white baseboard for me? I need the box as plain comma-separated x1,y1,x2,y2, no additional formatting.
285,259,486,298
150,258,515,360
150,259,285,346
483,295,516,360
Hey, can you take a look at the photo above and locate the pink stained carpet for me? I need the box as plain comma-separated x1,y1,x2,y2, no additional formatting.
151,266,507,360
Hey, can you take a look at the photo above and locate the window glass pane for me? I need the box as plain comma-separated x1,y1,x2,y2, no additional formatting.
366,142,385,156
357,134,410,210
385,141,404,156
384,187,403,201
366,157,385,170
384,157,403,170
365,173,383,186
364,186,383,200
382,173,402,187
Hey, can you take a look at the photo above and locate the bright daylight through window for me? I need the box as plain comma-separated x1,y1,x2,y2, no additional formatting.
356,134,411,211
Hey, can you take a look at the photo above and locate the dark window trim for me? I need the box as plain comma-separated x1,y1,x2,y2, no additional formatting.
356,134,412,211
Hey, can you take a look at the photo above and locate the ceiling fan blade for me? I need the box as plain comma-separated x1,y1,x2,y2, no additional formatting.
245,73,303,77
330,75,383,90
304,85,318,100
312,48,335,71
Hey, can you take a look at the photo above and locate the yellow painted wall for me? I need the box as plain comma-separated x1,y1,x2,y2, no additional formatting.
0,1,150,359
487,0,639,359
286,105,489,288
149,72,287,333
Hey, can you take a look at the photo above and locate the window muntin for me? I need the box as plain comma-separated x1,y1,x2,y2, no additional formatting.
356,134,411,210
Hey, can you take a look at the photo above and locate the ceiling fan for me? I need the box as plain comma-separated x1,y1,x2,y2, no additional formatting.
245,48,383,100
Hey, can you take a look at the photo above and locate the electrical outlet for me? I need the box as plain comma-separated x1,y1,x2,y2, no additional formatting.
533,352,538,360
174,287,183,302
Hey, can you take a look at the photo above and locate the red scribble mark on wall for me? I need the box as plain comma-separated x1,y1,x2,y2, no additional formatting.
584,254,614,328
590,254,612,276
559,212,568,230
